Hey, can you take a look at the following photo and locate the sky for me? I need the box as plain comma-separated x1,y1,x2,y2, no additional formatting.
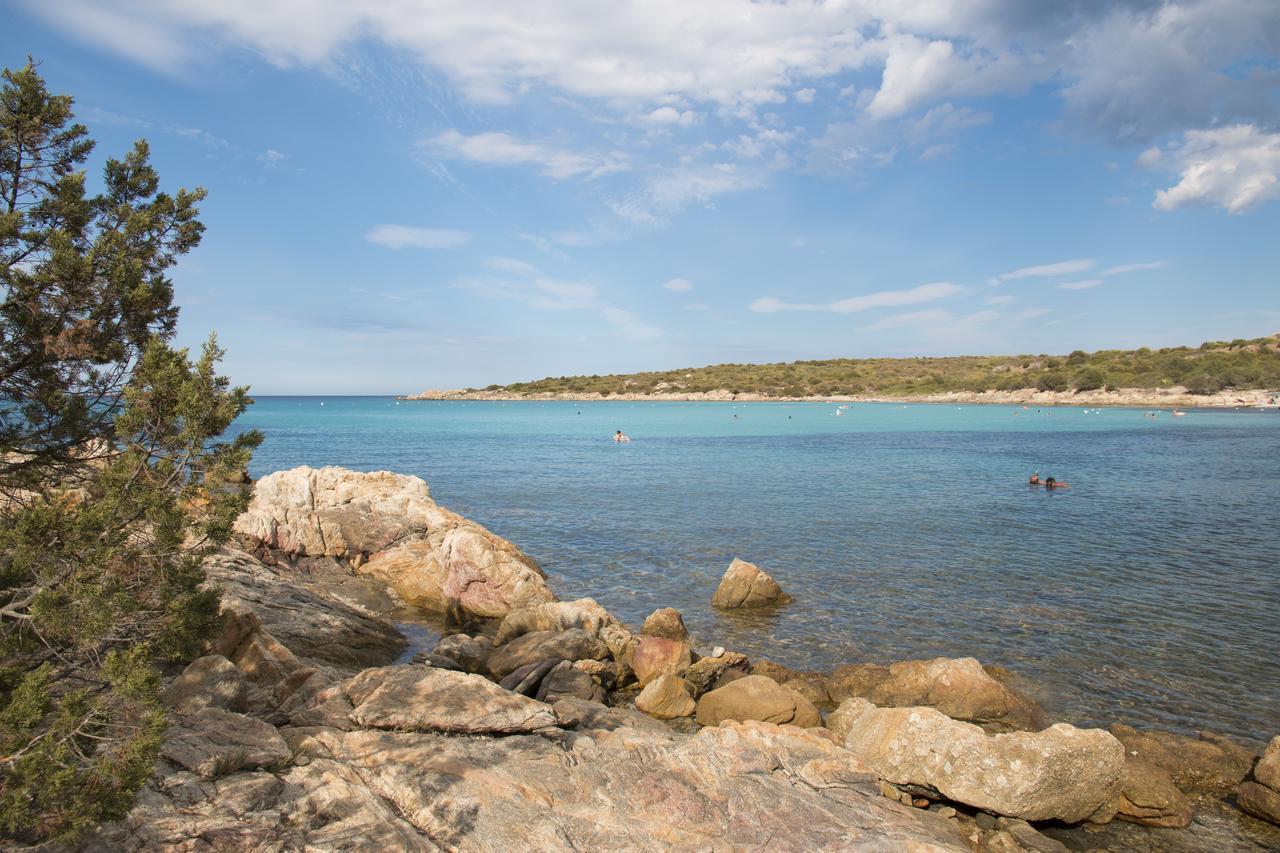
5,0,1280,394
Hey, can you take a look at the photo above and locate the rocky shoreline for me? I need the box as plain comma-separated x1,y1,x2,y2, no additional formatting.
401,386,1280,410
92,466,1280,850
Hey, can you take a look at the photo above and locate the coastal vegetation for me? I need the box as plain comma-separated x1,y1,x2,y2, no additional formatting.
486,336,1280,398
0,61,257,842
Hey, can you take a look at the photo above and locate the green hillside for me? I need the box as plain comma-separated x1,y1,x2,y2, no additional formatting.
483,335,1280,398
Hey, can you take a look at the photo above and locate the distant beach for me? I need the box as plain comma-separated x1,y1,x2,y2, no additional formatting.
402,385,1279,409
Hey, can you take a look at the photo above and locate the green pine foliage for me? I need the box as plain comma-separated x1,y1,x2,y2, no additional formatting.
0,60,261,843
493,336,1280,397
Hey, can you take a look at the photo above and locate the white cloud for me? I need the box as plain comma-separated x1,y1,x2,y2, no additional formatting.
602,307,663,341
640,106,698,126
423,130,628,180
366,224,470,249
454,275,598,310
485,257,538,275
684,301,710,311
1057,279,1103,291
1100,261,1167,276
662,278,693,292
749,281,961,314
1142,125,1280,214
258,148,286,166
788,237,808,249
859,308,999,333
608,162,762,225
989,259,1094,286
985,293,1015,305
24,0,1280,153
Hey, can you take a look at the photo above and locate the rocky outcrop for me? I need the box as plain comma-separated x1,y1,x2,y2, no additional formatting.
838,699,1124,823
160,708,291,779
684,649,750,697
494,598,634,660
695,674,821,728
160,655,252,714
711,558,791,608
829,656,1045,731
207,549,407,673
234,466,554,619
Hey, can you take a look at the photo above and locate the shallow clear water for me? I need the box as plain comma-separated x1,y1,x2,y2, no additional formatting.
234,397,1280,743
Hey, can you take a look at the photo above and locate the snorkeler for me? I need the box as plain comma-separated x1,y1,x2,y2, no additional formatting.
1044,476,1069,489
614,430,631,443
1029,472,1041,485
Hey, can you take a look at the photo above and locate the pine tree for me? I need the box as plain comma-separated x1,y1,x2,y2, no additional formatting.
0,59,261,843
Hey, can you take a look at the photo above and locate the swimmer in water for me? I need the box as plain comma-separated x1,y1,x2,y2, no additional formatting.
1044,476,1069,489
614,430,631,443
1029,472,1040,485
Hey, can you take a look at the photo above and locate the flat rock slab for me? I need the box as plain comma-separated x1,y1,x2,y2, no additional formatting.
298,720,967,851
839,700,1124,823
346,664,559,734
161,708,291,779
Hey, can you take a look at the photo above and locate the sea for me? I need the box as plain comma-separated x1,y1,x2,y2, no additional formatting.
233,397,1280,745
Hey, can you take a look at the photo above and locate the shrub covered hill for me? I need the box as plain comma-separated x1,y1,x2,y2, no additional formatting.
480,335,1280,399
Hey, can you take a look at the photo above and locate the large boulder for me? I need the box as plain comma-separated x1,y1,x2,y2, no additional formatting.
487,629,610,679
711,558,791,608
695,675,820,728
1108,723,1254,792
494,598,634,660
207,549,407,674
640,607,689,641
234,466,554,619
853,657,1044,731
838,699,1124,823
628,635,693,686
635,674,696,719
345,665,559,734
1254,735,1280,791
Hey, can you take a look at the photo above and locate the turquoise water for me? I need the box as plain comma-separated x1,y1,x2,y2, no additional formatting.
234,398,1280,743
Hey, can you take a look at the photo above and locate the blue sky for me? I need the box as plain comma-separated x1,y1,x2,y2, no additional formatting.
6,1,1280,394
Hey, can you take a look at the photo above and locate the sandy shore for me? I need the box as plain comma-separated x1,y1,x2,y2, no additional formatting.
401,386,1280,409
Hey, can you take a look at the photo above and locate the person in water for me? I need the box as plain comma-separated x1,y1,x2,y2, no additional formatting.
1029,472,1041,485
1044,476,1069,489
614,430,631,443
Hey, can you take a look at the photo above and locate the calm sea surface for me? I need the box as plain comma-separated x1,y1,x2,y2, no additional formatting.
233,397,1280,743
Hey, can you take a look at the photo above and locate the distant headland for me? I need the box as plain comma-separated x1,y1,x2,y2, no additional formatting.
404,334,1280,408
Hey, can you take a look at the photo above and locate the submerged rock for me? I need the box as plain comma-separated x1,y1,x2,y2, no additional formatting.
1111,757,1194,828
695,674,820,728
711,558,791,608
838,699,1124,823
1108,723,1254,792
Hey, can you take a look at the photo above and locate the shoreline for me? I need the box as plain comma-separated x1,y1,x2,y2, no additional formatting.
400,386,1280,409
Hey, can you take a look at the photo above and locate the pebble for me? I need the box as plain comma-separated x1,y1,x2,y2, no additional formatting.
975,812,998,830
